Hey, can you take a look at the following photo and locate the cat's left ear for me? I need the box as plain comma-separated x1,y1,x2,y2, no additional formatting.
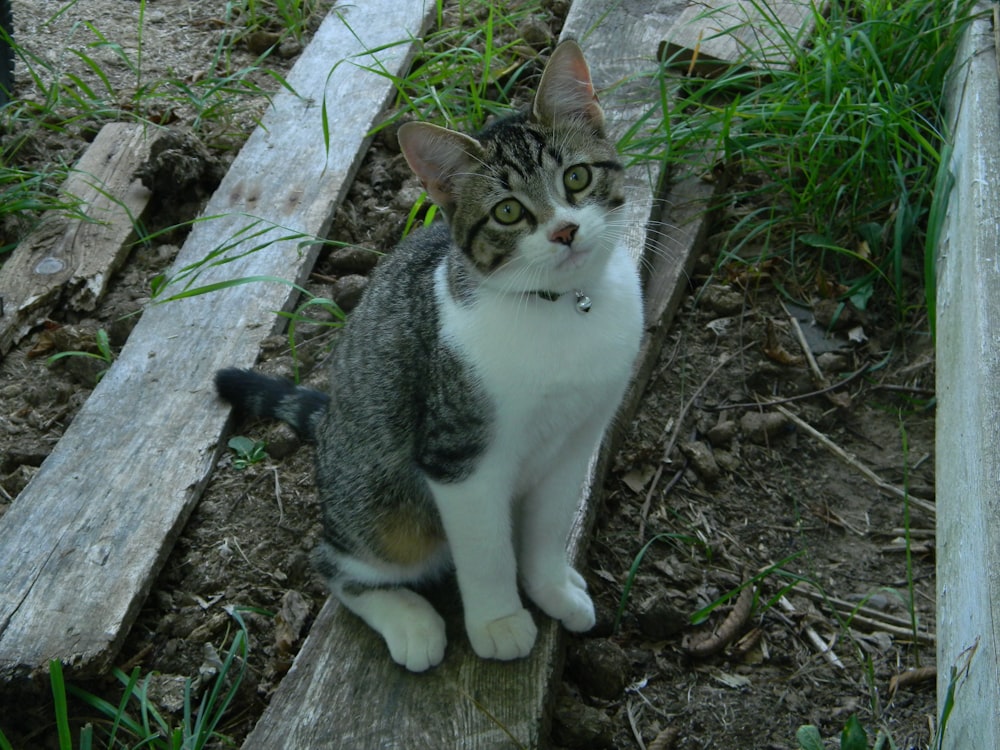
532,40,605,135
398,122,485,213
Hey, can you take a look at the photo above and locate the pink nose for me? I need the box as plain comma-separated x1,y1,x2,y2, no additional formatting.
549,222,579,246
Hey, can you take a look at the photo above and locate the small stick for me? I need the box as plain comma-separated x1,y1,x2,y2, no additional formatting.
626,701,647,750
777,595,845,670
849,613,936,645
774,404,936,516
272,466,285,526
706,362,869,412
782,301,826,386
638,343,755,538
793,586,934,638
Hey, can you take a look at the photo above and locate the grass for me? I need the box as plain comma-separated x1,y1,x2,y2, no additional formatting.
622,0,979,333
0,0,308,258
231,0,320,44
353,0,544,136
0,608,252,750
46,327,115,383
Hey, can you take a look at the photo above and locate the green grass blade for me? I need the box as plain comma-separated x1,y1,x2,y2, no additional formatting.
49,661,74,750
613,532,706,633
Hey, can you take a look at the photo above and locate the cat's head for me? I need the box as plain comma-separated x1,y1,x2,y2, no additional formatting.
398,40,625,296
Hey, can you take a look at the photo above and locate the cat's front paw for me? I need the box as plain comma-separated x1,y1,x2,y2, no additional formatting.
527,568,596,633
467,608,537,661
381,608,448,673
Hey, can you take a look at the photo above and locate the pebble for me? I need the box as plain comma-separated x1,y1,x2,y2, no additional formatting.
739,411,789,444
699,284,745,316
679,440,721,484
326,245,380,274
518,20,552,50
144,674,188,714
706,419,737,447
331,274,368,312
265,423,301,460
565,639,630,700
635,595,688,641
551,695,616,749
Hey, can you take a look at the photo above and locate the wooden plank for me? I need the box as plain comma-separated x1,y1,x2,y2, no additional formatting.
660,0,818,76
0,1,433,681
242,1,718,747
0,123,155,357
935,9,1000,749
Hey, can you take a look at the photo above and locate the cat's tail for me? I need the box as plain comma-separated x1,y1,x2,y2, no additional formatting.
214,368,328,442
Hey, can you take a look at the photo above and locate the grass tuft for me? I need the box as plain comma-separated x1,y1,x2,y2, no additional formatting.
624,0,979,330
38,607,254,749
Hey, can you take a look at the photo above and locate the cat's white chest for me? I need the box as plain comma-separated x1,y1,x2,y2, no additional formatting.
435,246,642,462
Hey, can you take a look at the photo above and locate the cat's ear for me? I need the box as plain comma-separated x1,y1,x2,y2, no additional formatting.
398,122,484,212
532,39,605,134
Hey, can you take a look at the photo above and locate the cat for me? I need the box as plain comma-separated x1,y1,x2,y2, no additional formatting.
215,39,643,672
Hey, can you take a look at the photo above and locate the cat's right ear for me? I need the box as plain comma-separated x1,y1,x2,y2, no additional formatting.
398,122,484,213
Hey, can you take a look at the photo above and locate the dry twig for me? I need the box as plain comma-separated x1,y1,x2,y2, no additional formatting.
774,404,936,516
777,595,845,669
638,343,755,539
792,586,935,644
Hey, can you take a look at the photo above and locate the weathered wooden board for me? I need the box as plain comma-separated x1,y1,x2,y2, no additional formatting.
935,9,1000,750
241,1,717,747
660,0,818,76
0,123,155,357
0,1,433,680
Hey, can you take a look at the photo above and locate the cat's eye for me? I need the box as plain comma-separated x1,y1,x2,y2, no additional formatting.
563,164,592,193
492,198,525,225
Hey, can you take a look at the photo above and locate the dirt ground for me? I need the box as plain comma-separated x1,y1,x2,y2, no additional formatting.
0,1,938,748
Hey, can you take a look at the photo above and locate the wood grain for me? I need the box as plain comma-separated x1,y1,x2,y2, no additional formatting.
0,123,155,357
0,1,432,680
242,1,719,747
660,0,818,76
935,11,1000,750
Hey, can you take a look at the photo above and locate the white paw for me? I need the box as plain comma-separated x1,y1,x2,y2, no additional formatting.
558,586,596,632
467,608,537,661
527,567,596,633
381,606,447,673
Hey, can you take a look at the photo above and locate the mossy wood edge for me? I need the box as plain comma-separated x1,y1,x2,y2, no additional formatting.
0,123,157,357
660,0,820,76
935,7,1000,749
239,1,718,748
0,0,434,680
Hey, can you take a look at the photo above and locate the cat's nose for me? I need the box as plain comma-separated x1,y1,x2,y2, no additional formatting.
549,222,579,246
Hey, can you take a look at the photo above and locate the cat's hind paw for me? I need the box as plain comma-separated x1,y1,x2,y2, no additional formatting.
341,586,447,672
381,608,448,673
467,608,537,661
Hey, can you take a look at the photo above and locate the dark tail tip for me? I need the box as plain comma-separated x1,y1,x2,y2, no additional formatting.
214,367,328,442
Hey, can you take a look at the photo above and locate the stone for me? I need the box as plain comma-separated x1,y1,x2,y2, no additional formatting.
566,639,630,700
551,695,616,749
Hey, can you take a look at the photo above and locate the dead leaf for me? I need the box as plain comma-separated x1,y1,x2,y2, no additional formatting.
622,465,656,494
274,590,311,655
763,318,803,365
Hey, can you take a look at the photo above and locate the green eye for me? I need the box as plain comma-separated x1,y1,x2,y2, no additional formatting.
563,164,592,192
492,198,524,225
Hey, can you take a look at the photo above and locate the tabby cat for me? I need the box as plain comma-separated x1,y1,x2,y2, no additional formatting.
215,40,643,672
